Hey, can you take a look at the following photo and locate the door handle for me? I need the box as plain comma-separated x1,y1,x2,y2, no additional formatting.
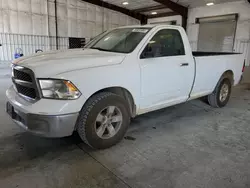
180,63,189,67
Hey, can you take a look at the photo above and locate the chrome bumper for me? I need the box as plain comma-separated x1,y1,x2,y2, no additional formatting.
6,102,79,138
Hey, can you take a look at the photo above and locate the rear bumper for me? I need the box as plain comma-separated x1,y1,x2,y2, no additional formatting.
6,102,78,137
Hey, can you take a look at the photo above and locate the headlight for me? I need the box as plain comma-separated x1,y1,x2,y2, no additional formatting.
39,79,81,100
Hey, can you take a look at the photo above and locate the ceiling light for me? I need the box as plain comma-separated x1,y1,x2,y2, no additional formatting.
122,2,129,5
206,2,214,6
151,12,157,15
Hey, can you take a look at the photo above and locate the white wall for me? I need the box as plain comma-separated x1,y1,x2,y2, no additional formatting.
0,0,139,37
187,1,250,65
0,0,49,35
148,15,182,26
54,0,139,38
0,0,139,61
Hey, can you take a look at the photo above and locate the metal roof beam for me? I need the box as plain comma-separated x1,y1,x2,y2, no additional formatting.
153,0,188,17
148,11,178,19
133,5,167,13
80,0,147,22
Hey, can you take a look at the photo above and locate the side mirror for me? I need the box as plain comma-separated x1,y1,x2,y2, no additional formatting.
141,45,154,59
142,51,154,58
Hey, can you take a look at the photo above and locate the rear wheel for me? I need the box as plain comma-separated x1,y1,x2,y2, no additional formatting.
76,92,130,149
208,78,232,108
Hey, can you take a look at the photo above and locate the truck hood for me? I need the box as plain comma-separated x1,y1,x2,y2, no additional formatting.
13,49,126,77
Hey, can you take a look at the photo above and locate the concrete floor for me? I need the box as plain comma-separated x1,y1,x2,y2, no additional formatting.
1,76,250,188
0,62,11,78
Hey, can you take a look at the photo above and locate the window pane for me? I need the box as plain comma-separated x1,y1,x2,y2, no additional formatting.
141,29,185,58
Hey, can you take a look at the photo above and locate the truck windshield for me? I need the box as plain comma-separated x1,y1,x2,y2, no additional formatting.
86,28,151,53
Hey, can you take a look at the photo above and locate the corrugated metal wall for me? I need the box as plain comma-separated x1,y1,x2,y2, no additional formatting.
235,39,250,66
0,0,139,61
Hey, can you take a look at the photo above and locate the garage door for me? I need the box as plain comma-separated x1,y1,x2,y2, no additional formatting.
197,14,237,52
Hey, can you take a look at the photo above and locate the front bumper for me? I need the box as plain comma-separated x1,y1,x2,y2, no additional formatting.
6,86,80,138
6,102,78,137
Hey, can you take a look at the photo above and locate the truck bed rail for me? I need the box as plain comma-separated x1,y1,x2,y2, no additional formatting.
193,51,241,57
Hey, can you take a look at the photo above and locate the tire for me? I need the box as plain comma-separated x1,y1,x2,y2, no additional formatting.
76,92,130,149
207,78,232,108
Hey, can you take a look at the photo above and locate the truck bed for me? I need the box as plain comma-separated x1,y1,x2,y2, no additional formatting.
189,52,244,100
193,51,241,57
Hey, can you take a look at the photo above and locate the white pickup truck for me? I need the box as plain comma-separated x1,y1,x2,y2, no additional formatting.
6,25,245,149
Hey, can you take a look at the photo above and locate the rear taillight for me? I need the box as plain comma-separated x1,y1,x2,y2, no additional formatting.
242,60,246,72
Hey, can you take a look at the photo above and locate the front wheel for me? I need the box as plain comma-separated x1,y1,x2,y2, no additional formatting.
76,92,130,149
208,78,232,108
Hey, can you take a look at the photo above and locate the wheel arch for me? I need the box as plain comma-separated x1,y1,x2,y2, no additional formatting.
221,70,234,85
210,70,234,95
86,87,136,118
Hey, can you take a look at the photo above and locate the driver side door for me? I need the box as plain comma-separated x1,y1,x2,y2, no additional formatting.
139,28,194,112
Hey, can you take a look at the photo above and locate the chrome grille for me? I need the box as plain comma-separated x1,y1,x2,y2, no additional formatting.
12,66,40,100
13,69,32,82
15,83,37,99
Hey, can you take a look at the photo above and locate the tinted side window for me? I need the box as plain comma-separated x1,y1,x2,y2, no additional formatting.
141,29,185,59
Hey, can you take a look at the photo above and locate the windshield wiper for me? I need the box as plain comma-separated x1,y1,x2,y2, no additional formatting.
89,47,126,54
90,47,111,52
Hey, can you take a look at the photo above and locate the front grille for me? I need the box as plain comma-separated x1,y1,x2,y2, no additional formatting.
13,69,32,82
12,66,39,100
15,83,37,99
